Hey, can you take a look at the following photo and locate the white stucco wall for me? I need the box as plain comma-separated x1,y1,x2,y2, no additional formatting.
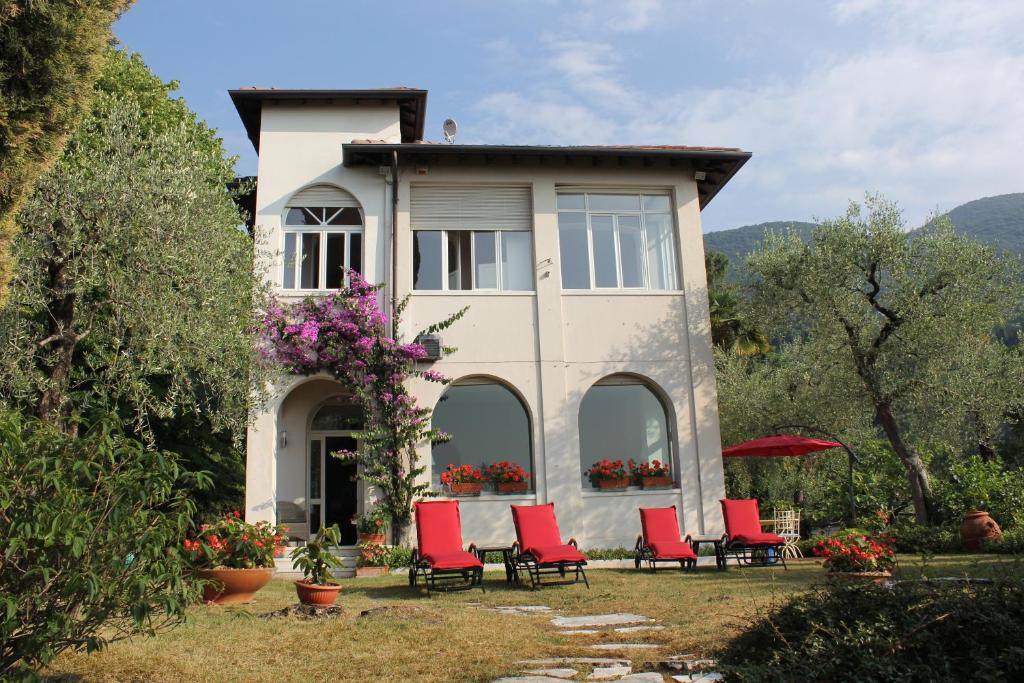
244,101,727,550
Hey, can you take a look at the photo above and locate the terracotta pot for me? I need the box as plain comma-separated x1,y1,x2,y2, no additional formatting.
640,476,673,489
826,570,892,586
960,510,1002,551
595,478,630,491
358,533,386,546
496,481,528,494
356,566,389,577
449,482,482,496
294,580,342,606
197,567,274,605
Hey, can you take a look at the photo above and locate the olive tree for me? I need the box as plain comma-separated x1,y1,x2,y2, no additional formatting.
746,195,1022,523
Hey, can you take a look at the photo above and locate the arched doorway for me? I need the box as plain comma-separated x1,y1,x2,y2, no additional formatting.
309,402,363,545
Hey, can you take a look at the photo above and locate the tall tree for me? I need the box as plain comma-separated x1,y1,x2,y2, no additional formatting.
706,250,769,356
747,195,1022,524
0,0,131,305
0,51,268,513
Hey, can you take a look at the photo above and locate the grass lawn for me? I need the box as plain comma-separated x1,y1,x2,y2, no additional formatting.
45,555,1022,683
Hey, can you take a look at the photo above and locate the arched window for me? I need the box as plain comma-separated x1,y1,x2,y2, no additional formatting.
431,380,532,489
578,376,672,487
283,184,363,290
310,403,363,431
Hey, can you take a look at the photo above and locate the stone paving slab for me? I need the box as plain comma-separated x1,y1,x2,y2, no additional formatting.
615,625,666,633
552,613,655,628
558,629,600,635
587,665,633,680
591,643,662,651
493,677,574,683
672,674,723,682
525,668,577,679
517,658,631,667
620,674,669,682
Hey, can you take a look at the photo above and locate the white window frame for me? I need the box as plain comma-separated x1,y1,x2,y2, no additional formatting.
281,207,363,292
557,191,680,292
412,229,535,293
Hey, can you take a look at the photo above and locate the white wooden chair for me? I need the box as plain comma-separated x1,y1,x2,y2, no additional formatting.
773,509,802,558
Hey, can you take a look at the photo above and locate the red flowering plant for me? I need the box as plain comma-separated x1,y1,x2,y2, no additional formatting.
628,458,670,480
440,463,485,486
182,511,287,569
487,461,529,484
812,531,896,574
585,459,629,484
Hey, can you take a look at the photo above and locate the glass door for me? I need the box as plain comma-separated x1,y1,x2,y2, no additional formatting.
309,434,359,544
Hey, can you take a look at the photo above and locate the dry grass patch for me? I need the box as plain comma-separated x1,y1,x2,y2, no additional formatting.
44,555,1022,682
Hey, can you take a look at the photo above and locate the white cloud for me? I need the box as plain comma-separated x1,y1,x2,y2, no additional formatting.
473,1,1024,229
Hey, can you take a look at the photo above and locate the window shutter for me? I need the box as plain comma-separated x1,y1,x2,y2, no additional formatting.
411,185,532,230
286,184,361,208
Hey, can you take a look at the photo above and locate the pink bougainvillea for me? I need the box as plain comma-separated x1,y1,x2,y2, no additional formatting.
259,271,465,543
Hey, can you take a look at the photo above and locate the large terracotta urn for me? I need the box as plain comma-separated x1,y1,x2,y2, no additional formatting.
198,567,274,605
960,510,1002,551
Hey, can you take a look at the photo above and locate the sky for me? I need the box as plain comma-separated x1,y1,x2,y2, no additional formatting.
114,0,1024,232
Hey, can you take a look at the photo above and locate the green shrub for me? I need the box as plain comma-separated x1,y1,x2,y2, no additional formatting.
581,547,635,560
986,526,1024,555
0,410,203,677
934,456,1024,528
384,545,414,568
719,579,1024,681
885,523,959,554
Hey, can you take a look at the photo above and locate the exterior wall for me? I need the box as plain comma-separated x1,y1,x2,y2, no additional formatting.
245,102,727,548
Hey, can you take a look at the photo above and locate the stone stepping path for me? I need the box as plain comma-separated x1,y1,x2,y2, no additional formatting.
492,611,722,682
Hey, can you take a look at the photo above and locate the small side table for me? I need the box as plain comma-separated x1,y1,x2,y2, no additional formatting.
689,535,726,570
474,545,516,583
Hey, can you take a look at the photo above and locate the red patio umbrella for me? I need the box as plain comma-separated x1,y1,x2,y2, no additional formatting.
722,433,856,523
722,434,843,458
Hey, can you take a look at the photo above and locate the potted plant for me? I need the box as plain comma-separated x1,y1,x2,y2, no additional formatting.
291,524,344,606
812,531,896,583
182,511,285,605
629,458,673,489
487,461,530,494
440,463,485,496
356,542,390,577
353,508,388,545
585,459,630,491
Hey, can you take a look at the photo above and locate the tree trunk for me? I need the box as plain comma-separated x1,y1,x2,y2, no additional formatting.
875,401,933,524
37,246,78,430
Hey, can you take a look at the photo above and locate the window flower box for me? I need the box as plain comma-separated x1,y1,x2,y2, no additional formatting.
629,459,672,489
586,459,630,491
449,482,483,496
496,481,529,494
640,476,674,489
441,463,485,496
487,461,529,494
596,478,630,491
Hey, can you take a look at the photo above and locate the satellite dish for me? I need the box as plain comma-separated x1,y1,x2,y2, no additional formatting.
442,118,458,144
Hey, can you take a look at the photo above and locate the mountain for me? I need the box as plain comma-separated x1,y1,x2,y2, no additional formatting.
704,193,1024,267
703,221,816,271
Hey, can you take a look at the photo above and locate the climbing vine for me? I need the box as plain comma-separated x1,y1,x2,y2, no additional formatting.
259,271,464,544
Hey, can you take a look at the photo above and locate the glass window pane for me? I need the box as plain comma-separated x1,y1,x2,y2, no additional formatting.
474,232,497,289
432,383,532,488
311,404,363,431
413,231,442,290
326,207,362,225
643,195,671,212
501,232,533,291
558,212,590,289
283,232,296,289
589,194,640,212
618,215,644,288
579,383,670,487
447,231,472,290
591,215,618,287
300,233,320,289
644,214,679,290
349,233,362,276
325,233,345,289
309,503,321,536
286,207,316,225
557,193,585,210
310,440,322,500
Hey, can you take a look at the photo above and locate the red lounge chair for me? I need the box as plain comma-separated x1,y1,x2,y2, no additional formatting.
719,499,787,569
409,500,484,593
510,503,589,589
634,506,697,571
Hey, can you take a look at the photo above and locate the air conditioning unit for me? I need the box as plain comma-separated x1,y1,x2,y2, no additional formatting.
415,333,444,361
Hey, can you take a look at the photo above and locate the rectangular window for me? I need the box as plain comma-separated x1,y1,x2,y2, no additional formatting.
557,192,680,291
282,228,362,290
413,230,534,292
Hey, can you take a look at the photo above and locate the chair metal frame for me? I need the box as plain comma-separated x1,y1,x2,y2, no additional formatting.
408,544,484,595
509,538,590,590
633,533,697,571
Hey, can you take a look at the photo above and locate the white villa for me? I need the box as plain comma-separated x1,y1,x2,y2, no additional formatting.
232,87,749,558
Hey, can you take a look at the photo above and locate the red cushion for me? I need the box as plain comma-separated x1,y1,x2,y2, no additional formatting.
732,532,785,546
423,550,483,570
415,500,466,559
720,499,764,540
528,544,587,564
511,503,563,551
640,506,682,545
648,540,697,560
